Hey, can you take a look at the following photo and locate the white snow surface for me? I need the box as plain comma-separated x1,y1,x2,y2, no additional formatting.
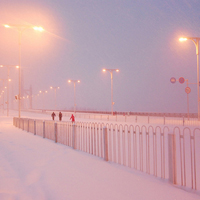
0,111,199,200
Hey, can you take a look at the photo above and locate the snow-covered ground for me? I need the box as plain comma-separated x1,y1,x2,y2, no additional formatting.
0,111,200,200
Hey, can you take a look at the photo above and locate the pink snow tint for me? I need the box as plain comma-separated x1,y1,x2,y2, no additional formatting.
0,112,199,200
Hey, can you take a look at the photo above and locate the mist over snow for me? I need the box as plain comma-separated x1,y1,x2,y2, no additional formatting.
0,0,200,113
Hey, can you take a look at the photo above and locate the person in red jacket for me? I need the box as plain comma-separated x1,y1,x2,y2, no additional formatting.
70,114,75,123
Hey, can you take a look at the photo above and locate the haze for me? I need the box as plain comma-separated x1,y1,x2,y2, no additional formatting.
0,0,200,113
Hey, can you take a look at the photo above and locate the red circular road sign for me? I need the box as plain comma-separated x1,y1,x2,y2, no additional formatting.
170,77,176,83
179,77,185,84
185,87,191,94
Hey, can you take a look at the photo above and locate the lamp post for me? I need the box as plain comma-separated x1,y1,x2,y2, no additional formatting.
50,86,60,110
102,68,119,115
0,65,18,116
68,80,80,113
179,37,200,120
0,80,6,114
39,90,48,110
4,24,44,118
0,91,4,114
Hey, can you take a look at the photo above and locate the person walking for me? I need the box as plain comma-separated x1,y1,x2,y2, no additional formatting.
51,112,56,120
59,112,62,121
70,114,75,123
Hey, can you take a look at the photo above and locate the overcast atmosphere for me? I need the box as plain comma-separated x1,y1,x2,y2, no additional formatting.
0,0,200,113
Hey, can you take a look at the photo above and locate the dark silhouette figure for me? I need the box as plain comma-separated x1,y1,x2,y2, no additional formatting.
70,114,75,123
51,112,56,120
59,112,63,121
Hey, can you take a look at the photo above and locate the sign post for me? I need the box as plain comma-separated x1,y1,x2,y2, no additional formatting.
170,77,193,120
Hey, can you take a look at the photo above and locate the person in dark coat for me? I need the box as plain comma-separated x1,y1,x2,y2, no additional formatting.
59,112,62,121
51,112,56,120
70,114,75,123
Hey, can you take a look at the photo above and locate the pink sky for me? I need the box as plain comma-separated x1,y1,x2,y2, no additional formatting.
0,0,200,113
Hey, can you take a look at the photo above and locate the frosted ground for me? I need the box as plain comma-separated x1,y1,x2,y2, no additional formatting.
0,110,199,200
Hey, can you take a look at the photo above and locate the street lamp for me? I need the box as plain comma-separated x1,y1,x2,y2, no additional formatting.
0,79,6,114
0,65,18,116
103,68,119,115
68,80,80,113
179,37,200,120
39,90,48,110
0,90,5,114
4,24,44,118
50,86,60,110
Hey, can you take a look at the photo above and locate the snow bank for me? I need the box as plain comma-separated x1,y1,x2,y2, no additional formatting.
0,111,199,200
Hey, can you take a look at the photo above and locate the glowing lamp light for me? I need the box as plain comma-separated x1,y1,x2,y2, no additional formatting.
103,69,106,72
33,26,44,32
116,69,119,72
68,80,71,83
16,66,19,69
4,25,10,28
179,37,188,42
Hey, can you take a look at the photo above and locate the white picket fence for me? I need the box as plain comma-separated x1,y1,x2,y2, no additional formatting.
13,117,200,191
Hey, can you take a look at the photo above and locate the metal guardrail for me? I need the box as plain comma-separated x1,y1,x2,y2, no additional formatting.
13,117,200,191
28,109,198,118
26,109,200,126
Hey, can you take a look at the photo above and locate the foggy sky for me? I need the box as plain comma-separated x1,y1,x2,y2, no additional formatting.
0,0,200,113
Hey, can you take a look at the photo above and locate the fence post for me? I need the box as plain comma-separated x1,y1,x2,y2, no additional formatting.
164,115,165,125
43,121,45,138
17,118,19,128
27,119,29,132
72,123,76,149
34,120,36,135
103,126,108,161
22,119,24,130
13,117,14,126
168,133,177,185
54,122,57,143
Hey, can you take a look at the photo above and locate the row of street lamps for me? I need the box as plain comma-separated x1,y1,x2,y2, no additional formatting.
36,73,119,115
0,65,19,116
4,24,44,118
37,82,79,112
2,24,199,119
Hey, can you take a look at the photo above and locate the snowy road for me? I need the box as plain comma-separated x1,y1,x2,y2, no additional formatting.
0,111,200,200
